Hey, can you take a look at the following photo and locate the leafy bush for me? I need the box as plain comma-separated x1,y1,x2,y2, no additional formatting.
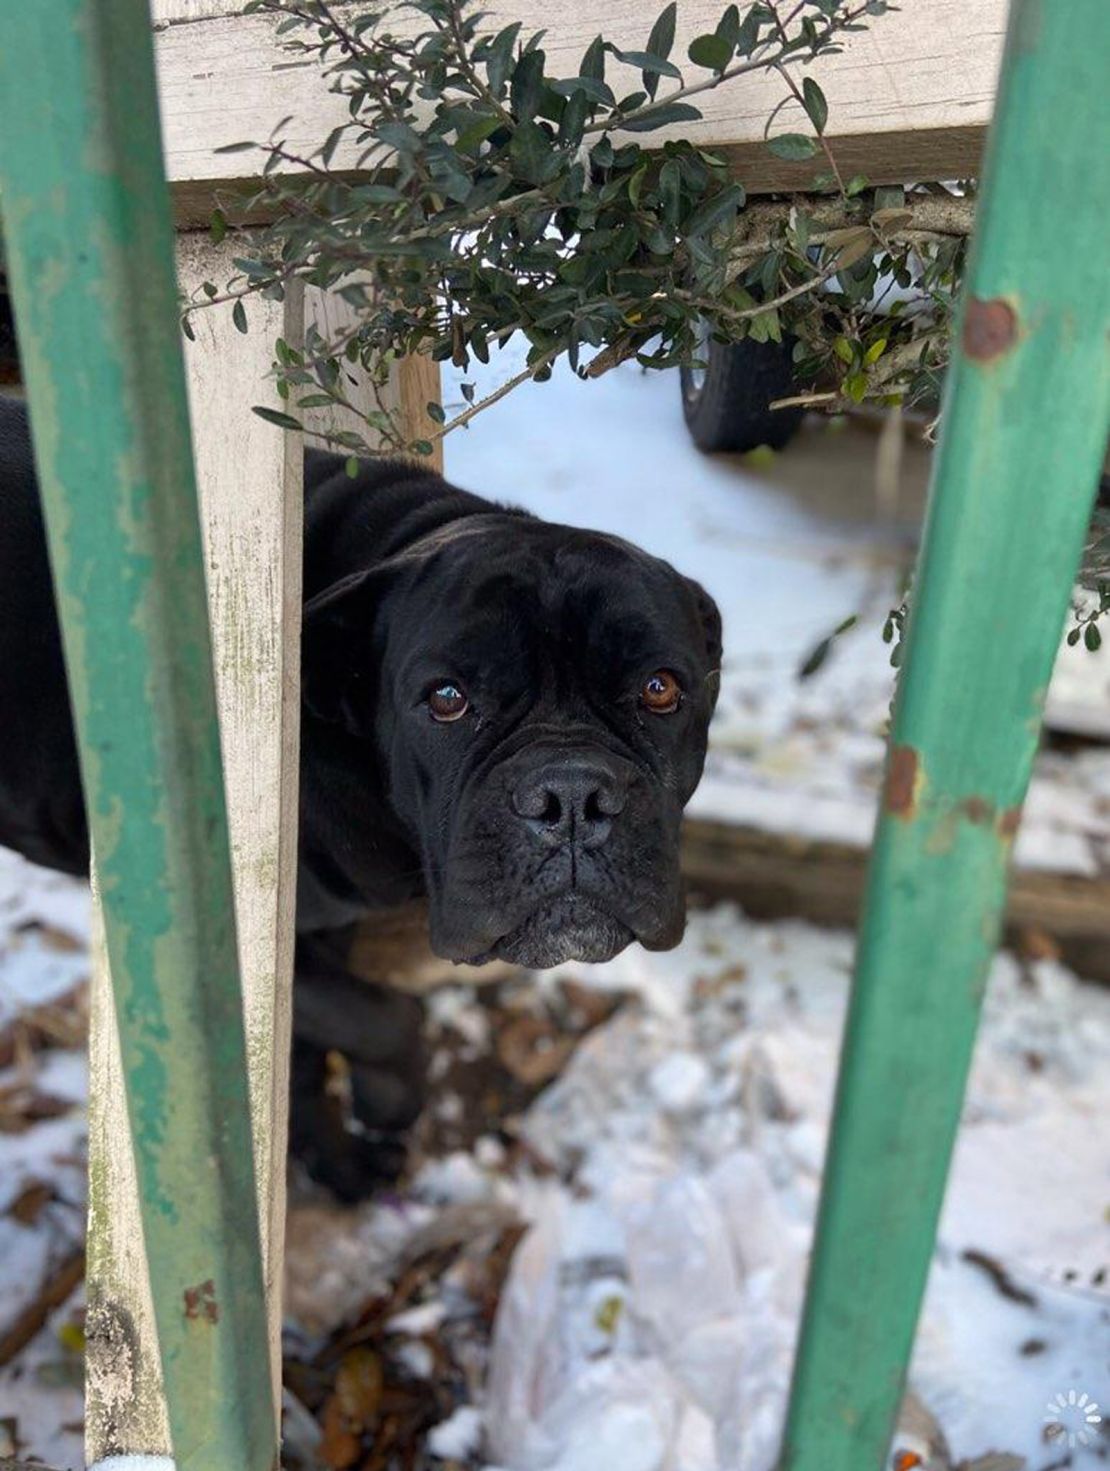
188,0,970,460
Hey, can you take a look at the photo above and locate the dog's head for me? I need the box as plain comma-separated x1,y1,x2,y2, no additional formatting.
304,512,721,968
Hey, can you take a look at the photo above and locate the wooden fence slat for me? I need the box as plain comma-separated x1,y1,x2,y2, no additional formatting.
305,283,443,471
85,236,303,1461
152,0,1007,223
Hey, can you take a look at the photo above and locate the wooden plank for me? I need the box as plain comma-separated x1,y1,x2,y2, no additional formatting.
681,819,1110,984
305,281,443,470
153,0,1006,224
84,235,302,1461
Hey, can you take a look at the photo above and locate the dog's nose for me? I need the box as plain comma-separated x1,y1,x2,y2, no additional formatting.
511,759,627,848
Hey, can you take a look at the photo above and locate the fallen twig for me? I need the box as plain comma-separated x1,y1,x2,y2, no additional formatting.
960,1248,1038,1309
0,1245,85,1368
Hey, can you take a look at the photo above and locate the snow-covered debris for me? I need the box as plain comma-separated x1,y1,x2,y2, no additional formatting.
429,1404,484,1460
485,908,1110,1471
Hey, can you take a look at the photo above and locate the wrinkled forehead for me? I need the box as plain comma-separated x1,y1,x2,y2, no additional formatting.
396,522,695,664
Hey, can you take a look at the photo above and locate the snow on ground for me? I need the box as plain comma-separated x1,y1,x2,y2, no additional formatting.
0,848,89,1467
478,910,1110,1471
3,844,1107,1470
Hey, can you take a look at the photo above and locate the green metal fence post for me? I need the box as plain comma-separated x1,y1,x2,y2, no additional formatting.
779,3,1110,1468
0,4,278,1467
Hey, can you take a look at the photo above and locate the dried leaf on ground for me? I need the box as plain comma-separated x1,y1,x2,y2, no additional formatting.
495,1014,576,1087
7,1180,55,1226
334,1346,383,1429
0,1083,74,1135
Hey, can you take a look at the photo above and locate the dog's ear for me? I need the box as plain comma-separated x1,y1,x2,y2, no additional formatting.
302,566,394,735
685,577,722,709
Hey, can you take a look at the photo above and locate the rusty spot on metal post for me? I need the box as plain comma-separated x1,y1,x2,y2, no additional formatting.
963,297,1018,361
958,796,994,825
884,746,920,818
183,1279,219,1324
998,805,1023,839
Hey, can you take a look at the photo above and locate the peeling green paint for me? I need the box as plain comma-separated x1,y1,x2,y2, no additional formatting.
0,3,277,1466
780,3,1110,1467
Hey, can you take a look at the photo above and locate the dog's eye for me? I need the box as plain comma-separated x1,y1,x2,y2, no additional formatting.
640,670,682,714
428,681,469,722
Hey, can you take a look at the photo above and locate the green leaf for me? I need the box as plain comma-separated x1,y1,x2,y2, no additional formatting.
844,370,868,402
798,613,859,679
590,135,614,168
252,406,303,431
232,299,248,334
511,49,546,120
580,34,606,82
209,208,227,246
643,5,676,94
320,124,345,166
549,75,615,106
802,77,828,135
766,133,817,160
426,400,446,424
559,88,590,147
646,4,677,63
411,439,435,457
863,337,888,365
687,33,733,71
345,456,359,478
619,101,702,132
798,636,834,679
736,6,762,55
295,393,338,408
349,182,404,204
510,119,554,182
456,113,503,151
627,159,649,207
833,336,855,364
213,140,256,154
377,119,421,155
845,173,870,196
607,48,681,80
683,182,745,238
180,314,196,343
715,5,741,46
761,308,783,343
1085,622,1102,651
486,22,523,95
874,184,905,211
658,157,682,223
834,232,874,271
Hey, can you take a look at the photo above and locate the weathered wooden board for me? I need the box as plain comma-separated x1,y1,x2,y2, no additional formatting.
305,280,444,469
152,0,1007,223
682,819,1110,984
84,235,302,1460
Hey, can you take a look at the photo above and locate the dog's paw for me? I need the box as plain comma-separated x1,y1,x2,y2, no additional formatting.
294,1124,410,1204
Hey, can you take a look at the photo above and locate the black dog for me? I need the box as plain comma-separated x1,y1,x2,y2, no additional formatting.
0,393,721,1198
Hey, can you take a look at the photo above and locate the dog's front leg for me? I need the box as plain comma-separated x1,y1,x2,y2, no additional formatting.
290,930,426,1202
